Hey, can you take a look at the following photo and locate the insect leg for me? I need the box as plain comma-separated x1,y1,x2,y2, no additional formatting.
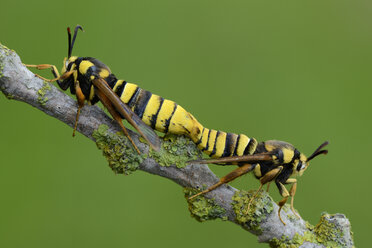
244,166,283,214
72,80,85,137
286,178,300,219
266,182,271,192
95,89,141,154
24,63,75,91
276,181,290,225
24,64,61,82
188,163,255,200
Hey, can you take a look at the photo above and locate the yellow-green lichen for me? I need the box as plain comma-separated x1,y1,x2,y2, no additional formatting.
269,234,303,248
314,213,344,247
231,190,274,234
184,187,227,222
37,81,51,106
148,134,202,168
92,124,145,175
269,213,352,248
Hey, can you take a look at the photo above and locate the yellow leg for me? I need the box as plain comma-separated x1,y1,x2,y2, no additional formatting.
266,182,271,192
24,64,61,82
188,163,255,200
277,181,290,225
244,166,283,214
243,183,263,214
72,81,85,137
286,178,300,219
24,64,74,83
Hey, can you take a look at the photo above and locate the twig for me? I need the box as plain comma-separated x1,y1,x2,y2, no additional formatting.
0,44,354,247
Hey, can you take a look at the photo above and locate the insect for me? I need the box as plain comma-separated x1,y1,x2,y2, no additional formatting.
25,26,161,153
24,25,259,159
188,140,329,225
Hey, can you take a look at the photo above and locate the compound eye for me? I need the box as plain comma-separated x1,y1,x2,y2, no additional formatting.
296,161,306,171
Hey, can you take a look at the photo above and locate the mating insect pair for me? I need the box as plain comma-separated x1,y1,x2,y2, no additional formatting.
26,25,328,225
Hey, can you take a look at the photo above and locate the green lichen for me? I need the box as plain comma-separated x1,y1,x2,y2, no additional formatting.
184,187,227,222
231,190,274,234
269,233,304,248
92,124,145,175
37,81,51,106
147,134,202,168
314,213,345,247
269,213,352,248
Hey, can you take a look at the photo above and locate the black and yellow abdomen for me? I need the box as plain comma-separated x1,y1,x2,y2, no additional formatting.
72,57,257,158
111,79,258,158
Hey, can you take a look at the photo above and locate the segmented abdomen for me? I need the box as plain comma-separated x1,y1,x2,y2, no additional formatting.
111,78,257,157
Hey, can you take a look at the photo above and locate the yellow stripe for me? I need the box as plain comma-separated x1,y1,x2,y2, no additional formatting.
205,129,218,155
197,128,210,151
191,121,204,143
79,60,94,74
99,69,110,78
282,148,294,163
168,105,194,135
142,94,162,126
214,132,227,158
121,83,138,104
253,164,262,178
236,135,249,156
89,85,95,101
155,99,176,132
113,80,124,92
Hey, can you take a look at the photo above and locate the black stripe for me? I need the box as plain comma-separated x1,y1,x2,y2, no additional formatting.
276,149,284,164
134,90,152,119
233,135,241,156
150,97,164,129
210,131,220,157
222,133,234,157
115,81,127,98
248,138,257,154
254,141,267,155
202,129,212,151
127,87,140,108
164,104,178,133
105,74,118,88
108,78,118,89
195,128,205,145
243,139,253,155
291,149,301,163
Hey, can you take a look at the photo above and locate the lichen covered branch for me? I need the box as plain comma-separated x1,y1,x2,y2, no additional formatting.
0,44,354,247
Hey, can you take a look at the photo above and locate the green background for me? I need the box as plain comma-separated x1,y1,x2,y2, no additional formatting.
0,0,370,247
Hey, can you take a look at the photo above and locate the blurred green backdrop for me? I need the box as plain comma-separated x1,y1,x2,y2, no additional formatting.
0,0,370,247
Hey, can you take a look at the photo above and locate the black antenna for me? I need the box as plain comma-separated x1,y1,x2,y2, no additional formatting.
307,141,329,162
67,27,72,58
68,25,84,59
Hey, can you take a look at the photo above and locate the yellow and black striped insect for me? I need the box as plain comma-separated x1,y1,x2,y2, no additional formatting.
25,26,328,224
189,140,329,224
25,26,161,153
25,25,258,158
